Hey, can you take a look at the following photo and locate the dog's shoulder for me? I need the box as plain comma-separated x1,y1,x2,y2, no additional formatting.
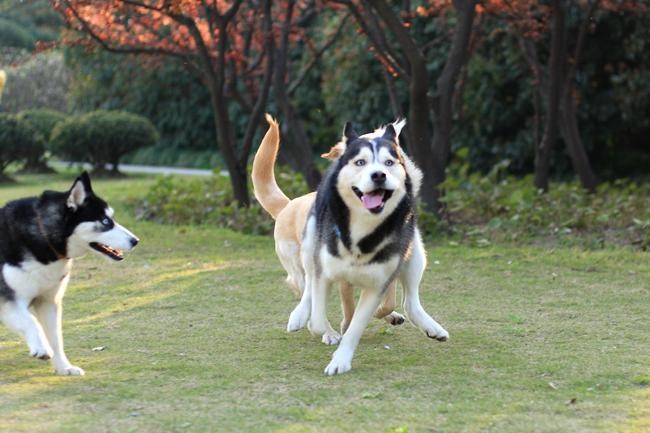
0,197,38,267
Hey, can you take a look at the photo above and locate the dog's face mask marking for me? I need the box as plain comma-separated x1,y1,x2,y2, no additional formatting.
65,174,139,260
336,124,407,215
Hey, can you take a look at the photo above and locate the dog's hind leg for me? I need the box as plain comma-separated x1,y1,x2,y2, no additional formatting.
325,287,383,375
400,230,449,342
375,282,405,326
33,297,84,376
0,300,53,360
339,282,355,334
287,274,312,332
276,240,304,298
341,282,404,333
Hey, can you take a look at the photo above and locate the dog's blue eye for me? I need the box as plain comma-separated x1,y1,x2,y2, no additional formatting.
385,160,394,167
354,160,366,167
102,218,111,226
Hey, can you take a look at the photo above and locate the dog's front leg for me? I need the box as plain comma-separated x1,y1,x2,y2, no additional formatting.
324,287,383,375
33,298,85,376
400,231,449,341
0,300,53,360
308,277,340,345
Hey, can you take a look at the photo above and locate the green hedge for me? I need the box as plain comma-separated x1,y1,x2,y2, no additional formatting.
138,161,650,250
50,110,158,173
438,158,650,250
0,17,35,49
136,166,310,235
16,108,66,172
0,113,40,179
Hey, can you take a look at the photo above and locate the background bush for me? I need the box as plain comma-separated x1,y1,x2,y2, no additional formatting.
50,110,158,174
0,0,61,48
65,48,216,168
0,113,39,180
0,17,36,49
16,108,66,172
136,167,310,235
1,51,70,114
137,162,650,250
439,157,650,250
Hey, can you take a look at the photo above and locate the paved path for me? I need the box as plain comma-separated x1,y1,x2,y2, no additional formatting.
49,161,224,177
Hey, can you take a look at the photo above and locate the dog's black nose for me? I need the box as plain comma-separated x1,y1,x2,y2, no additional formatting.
371,171,386,184
130,237,139,247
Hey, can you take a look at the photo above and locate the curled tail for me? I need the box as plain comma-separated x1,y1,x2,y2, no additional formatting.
252,114,290,219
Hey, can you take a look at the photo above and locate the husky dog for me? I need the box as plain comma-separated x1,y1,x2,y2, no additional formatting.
252,116,405,336
0,172,139,375
253,115,448,375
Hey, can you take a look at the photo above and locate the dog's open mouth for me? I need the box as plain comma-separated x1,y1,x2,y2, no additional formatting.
89,242,124,261
352,187,393,214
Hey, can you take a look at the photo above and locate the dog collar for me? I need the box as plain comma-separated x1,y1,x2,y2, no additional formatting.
36,211,69,260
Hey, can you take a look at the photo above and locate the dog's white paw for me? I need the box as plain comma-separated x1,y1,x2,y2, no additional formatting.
425,324,449,342
287,305,310,332
321,330,341,346
29,344,53,360
56,365,85,376
324,348,353,376
384,311,405,326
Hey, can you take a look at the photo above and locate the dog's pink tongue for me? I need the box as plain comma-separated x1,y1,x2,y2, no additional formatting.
362,192,383,209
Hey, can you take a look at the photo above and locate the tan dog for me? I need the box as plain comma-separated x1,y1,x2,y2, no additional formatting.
252,115,405,334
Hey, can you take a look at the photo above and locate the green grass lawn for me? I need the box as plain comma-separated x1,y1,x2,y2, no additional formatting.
0,173,648,433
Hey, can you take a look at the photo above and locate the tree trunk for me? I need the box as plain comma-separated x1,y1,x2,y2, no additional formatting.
558,92,598,192
429,0,477,213
209,86,250,207
277,99,322,189
273,0,321,190
20,159,55,174
367,0,436,211
534,0,565,192
557,0,599,193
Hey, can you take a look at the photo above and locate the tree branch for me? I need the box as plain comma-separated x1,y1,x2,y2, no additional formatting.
62,0,198,68
240,0,274,165
331,0,408,79
288,12,350,95
564,0,600,90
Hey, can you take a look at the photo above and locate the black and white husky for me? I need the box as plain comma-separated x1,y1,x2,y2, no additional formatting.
287,120,449,375
0,172,138,375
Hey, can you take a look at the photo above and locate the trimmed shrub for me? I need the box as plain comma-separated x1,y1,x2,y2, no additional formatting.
50,110,158,174
16,108,66,172
0,113,39,180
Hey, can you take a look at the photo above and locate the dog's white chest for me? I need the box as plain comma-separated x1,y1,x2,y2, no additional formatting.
321,247,399,288
3,259,73,302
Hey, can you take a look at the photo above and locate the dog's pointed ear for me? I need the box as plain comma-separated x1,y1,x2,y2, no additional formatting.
66,172,92,210
80,171,94,193
343,122,359,142
382,124,396,142
321,142,346,161
392,118,406,139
